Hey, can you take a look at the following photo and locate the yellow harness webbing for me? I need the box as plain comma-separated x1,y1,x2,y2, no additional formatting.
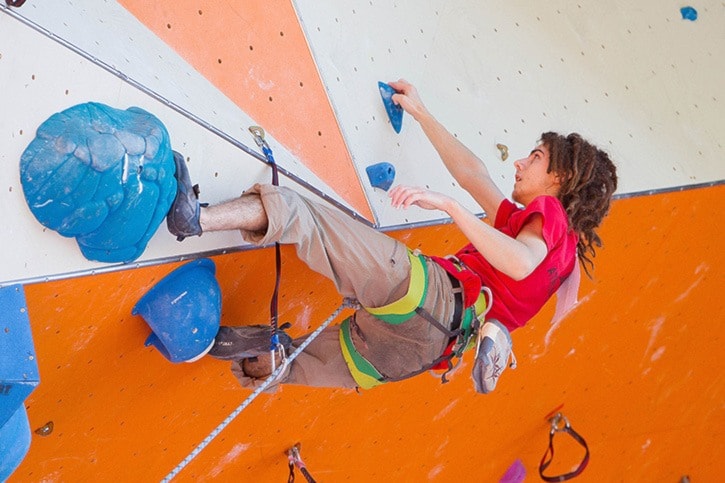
363,250,428,324
340,249,494,389
339,316,385,389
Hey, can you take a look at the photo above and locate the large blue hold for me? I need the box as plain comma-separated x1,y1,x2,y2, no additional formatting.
0,406,31,481
19,103,177,263
0,284,39,480
132,258,221,363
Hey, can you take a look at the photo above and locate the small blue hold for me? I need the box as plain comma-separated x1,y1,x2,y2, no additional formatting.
680,6,697,21
366,162,396,191
378,82,404,133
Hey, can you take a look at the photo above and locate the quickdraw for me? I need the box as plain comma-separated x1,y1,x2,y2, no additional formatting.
539,412,590,482
286,443,316,483
248,126,286,373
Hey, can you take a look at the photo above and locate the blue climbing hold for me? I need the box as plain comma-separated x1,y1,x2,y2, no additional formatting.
0,284,38,481
366,162,396,191
378,82,404,133
0,405,32,481
680,6,697,21
19,102,177,263
132,258,221,363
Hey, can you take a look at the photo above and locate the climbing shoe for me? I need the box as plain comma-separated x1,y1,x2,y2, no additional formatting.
471,320,517,394
208,324,293,361
166,151,203,241
242,351,286,379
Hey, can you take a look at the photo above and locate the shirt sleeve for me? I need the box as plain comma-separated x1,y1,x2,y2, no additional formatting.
492,197,570,250
519,196,570,250
493,199,518,229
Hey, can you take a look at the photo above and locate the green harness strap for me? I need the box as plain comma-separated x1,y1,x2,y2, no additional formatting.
340,251,487,389
339,316,386,389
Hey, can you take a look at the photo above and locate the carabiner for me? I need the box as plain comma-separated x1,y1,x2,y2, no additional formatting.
248,125,270,150
549,412,570,433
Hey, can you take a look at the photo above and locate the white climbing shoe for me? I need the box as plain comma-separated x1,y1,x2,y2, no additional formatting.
471,320,517,394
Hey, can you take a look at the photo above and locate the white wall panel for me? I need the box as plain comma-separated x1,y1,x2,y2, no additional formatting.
293,0,725,226
2,0,723,284
0,2,350,285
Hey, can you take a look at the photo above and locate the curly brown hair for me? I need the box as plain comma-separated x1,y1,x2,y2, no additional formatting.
541,132,618,277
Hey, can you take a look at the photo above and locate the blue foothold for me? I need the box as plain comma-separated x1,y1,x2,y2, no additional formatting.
680,6,697,21
366,162,396,191
132,258,221,363
378,82,403,133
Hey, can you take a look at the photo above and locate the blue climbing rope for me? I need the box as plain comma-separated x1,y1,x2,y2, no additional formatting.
161,298,358,482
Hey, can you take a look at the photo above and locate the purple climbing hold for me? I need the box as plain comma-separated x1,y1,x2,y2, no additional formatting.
500,459,526,483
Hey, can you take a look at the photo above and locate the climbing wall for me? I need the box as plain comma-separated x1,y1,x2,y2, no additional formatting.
2,0,724,481
0,0,362,287
10,186,725,481
292,0,724,226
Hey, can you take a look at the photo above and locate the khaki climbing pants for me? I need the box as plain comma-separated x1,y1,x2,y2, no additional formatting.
230,184,458,391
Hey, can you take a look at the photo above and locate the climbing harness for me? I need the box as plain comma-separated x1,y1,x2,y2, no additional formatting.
162,298,358,482
248,126,286,374
341,252,493,388
539,412,590,482
286,443,316,483
363,250,428,324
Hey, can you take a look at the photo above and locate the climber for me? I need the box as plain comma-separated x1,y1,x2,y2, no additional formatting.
165,79,618,393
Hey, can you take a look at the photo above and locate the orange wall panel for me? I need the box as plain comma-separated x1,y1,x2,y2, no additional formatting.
117,0,371,219
10,185,725,481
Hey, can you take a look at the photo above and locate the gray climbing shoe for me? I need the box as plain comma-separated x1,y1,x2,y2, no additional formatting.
208,324,293,361
166,151,202,241
471,320,517,394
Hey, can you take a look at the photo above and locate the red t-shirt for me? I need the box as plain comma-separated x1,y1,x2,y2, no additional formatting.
455,196,577,332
